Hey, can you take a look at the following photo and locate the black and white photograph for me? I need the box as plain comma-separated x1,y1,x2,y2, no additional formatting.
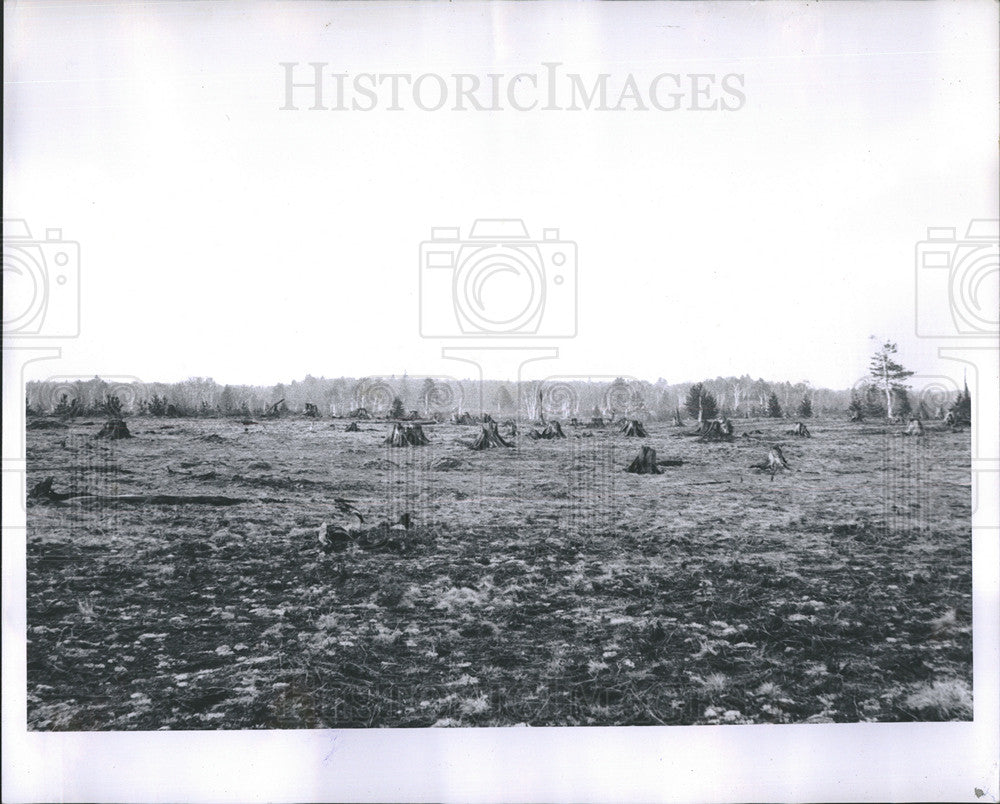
3,1,998,802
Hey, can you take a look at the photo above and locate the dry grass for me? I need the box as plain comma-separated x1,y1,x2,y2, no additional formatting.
24,416,972,728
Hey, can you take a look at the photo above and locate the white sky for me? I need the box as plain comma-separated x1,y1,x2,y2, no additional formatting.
3,1,998,389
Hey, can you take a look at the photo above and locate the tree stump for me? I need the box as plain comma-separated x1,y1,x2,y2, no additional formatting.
385,423,430,447
618,419,647,437
470,421,513,450
527,422,566,440
751,445,790,480
543,422,566,438
692,420,733,442
625,446,662,474
786,422,811,438
905,418,925,436
263,399,286,419
345,421,361,432
96,419,132,440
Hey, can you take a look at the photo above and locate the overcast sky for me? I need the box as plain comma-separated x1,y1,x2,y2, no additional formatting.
4,1,997,390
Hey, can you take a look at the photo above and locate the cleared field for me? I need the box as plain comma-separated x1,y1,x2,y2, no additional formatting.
25,416,972,728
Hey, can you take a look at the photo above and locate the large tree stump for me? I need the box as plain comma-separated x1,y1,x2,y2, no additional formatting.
96,419,131,440
95,419,132,440
618,419,647,437
304,403,319,418
625,446,662,474
786,422,811,438
543,422,565,438
470,421,513,450
384,423,431,447
527,422,566,440
263,399,286,419
692,419,733,442
905,418,925,436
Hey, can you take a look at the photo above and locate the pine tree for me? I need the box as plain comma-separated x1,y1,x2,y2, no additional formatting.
797,395,813,418
685,383,718,421
848,391,865,420
389,396,405,420
767,392,783,418
868,341,914,419
892,387,912,419
950,379,972,422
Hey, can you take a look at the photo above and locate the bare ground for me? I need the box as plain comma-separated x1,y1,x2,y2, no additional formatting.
25,416,972,728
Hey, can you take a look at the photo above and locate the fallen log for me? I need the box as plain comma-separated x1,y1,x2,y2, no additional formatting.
28,478,245,506
27,419,68,431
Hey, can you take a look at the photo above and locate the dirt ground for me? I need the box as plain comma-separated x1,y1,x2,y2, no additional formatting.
25,415,972,728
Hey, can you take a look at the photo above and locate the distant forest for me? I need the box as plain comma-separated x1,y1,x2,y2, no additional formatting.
24,373,953,421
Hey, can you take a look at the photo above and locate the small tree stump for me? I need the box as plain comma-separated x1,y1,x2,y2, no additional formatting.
751,445,790,480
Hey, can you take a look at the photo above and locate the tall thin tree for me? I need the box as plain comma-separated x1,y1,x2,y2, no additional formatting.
868,341,914,420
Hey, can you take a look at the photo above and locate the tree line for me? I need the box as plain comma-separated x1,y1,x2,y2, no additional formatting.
24,342,965,422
